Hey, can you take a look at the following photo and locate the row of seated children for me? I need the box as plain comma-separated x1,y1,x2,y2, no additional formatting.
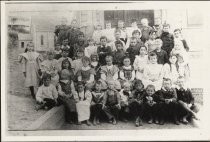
36,72,199,127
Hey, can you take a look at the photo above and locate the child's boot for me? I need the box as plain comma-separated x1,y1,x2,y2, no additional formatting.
135,116,140,127
93,117,97,126
86,120,91,126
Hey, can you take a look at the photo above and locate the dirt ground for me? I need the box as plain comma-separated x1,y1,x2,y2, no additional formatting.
6,39,203,130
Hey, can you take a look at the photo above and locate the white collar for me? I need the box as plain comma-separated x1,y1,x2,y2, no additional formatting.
82,66,91,71
176,85,188,90
60,80,70,84
107,65,113,69
123,65,131,69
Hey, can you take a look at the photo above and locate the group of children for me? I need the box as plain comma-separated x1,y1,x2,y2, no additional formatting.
18,18,198,127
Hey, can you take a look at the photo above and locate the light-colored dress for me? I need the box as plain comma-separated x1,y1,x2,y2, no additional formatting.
133,55,149,80
74,90,92,122
142,63,163,91
18,52,42,87
72,58,83,74
40,59,59,86
162,63,179,86
36,84,58,103
92,30,103,45
119,89,131,106
84,45,97,57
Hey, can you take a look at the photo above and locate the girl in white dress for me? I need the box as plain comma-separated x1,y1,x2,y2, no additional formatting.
18,42,42,98
74,81,92,125
142,52,163,91
133,46,149,80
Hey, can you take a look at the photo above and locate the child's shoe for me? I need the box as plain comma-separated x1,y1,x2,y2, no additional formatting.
154,119,159,124
159,119,165,125
86,120,91,126
147,118,153,124
135,117,140,127
93,117,97,126
77,121,82,125
96,118,100,125
182,116,189,124
112,118,117,125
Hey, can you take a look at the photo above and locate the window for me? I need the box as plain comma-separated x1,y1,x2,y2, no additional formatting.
41,35,44,45
21,42,24,48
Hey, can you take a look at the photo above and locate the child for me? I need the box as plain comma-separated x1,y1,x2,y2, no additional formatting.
154,38,169,65
60,59,75,82
140,18,153,43
102,21,115,43
91,81,105,125
125,30,144,50
126,19,142,38
54,43,62,60
174,28,190,52
119,82,132,122
72,48,85,74
117,20,128,44
171,39,189,64
57,47,73,71
119,57,135,87
73,32,88,59
77,56,95,90
126,37,140,64
142,84,159,124
61,38,71,50
84,38,97,57
102,80,121,125
90,54,101,80
177,54,190,87
36,73,58,110
113,41,126,67
54,17,70,44
145,30,157,53
18,42,42,99
176,76,199,124
67,19,83,48
92,24,103,45
129,80,145,127
156,78,180,125
109,29,126,51
74,81,92,125
133,45,149,80
100,56,121,90
40,51,59,87
142,52,163,91
57,69,77,123
160,23,174,57
97,36,112,66
162,54,179,86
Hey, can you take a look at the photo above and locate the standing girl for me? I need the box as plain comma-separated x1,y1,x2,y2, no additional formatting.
18,42,42,98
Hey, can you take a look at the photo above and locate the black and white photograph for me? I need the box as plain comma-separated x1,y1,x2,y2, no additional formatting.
1,1,210,141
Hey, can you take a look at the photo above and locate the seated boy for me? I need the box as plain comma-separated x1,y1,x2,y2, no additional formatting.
113,41,126,67
129,80,145,127
54,43,62,60
100,55,121,90
35,73,58,110
126,37,140,64
102,80,121,125
156,78,180,125
119,82,132,122
97,36,112,66
154,38,169,65
91,81,105,125
176,76,199,124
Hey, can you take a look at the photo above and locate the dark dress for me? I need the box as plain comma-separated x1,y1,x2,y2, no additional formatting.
160,32,174,56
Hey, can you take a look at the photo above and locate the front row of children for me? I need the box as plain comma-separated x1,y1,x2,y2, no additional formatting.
36,70,199,127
